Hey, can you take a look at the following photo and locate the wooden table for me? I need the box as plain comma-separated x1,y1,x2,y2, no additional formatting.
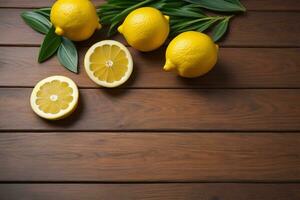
0,0,300,199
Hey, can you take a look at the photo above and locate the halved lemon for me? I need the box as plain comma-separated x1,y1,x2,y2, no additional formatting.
84,40,133,88
30,76,79,120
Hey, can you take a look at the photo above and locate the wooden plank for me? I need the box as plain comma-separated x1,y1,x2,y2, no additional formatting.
1,47,300,88
0,0,106,8
0,0,299,11
0,9,119,46
222,11,300,47
1,89,299,131
1,184,300,200
244,0,300,11
0,132,300,181
1,9,300,47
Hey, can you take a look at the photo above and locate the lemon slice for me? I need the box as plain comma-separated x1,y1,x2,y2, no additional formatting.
30,76,79,120
84,40,133,88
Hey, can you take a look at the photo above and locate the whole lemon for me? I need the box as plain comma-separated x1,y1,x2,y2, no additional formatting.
50,0,101,41
163,31,218,78
118,7,170,52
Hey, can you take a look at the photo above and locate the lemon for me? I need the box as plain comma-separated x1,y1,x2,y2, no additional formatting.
164,31,219,78
50,0,101,41
84,40,133,88
118,7,170,52
30,76,79,120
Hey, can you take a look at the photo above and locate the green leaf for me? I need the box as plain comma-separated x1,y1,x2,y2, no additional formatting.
149,0,166,10
38,26,61,63
171,17,210,30
197,18,219,32
21,11,51,34
57,37,78,73
98,0,244,39
211,17,230,42
171,17,218,36
226,0,246,10
183,0,246,12
111,0,154,23
35,7,51,20
107,21,120,36
163,7,206,18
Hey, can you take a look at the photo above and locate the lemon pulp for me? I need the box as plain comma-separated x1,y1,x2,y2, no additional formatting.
85,40,133,88
90,44,128,83
36,80,74,114
30,76,79,120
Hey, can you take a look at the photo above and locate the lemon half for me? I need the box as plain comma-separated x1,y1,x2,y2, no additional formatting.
84,40,133,88
30,76,79,120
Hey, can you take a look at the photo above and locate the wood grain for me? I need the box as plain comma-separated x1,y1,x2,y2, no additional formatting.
1,184,300,200
0,132,300,181
1,9,300,47
0,88,300,131
1,47,300,88
244,0,300,11
1,0,299,11
0,0,299,197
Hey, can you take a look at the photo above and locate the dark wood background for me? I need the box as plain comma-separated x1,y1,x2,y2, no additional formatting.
0,0,300,199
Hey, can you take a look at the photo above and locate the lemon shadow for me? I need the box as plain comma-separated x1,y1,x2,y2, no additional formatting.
176,60,234,89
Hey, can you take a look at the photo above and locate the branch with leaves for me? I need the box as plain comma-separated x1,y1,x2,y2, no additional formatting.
21,0,246,74
98,0,245,40
21,9,78,73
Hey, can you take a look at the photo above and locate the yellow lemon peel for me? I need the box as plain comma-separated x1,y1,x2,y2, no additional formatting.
118,7,170,52
164,31,219,78
50,0,101,41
